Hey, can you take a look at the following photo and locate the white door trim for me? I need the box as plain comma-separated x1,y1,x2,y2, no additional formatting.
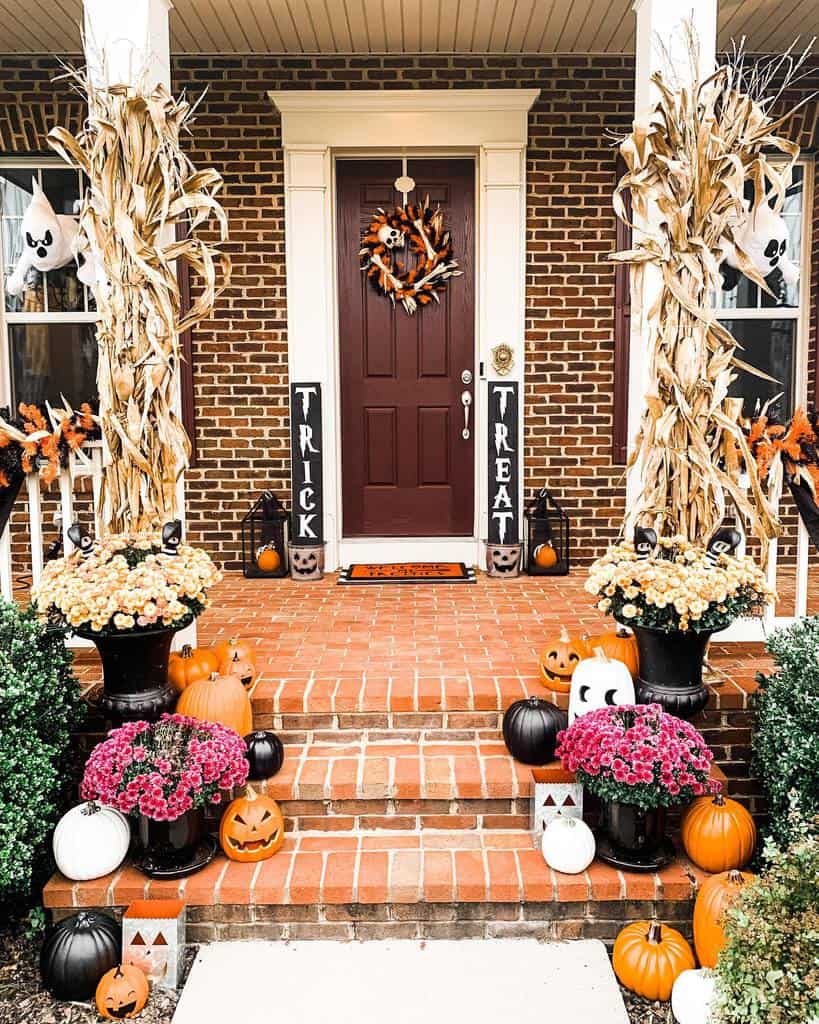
270,88,539,568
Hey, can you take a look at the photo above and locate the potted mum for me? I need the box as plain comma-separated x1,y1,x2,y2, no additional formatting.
33,530,221,722
82,713,248,877
557,704,719,871
586,536,774,718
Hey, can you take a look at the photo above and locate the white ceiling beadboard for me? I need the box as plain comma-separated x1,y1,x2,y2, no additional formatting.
2,0,815,54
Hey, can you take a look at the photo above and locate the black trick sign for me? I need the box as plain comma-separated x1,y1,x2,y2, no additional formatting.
487,381,519,545
290,382,324,544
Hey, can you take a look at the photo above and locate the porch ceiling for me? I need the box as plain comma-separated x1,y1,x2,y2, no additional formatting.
3,0,813,56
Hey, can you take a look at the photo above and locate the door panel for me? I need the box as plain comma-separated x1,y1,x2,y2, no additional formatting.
337,158,475,537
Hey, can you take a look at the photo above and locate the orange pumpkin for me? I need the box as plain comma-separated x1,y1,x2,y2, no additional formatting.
584,626,639,677
682,793,757,872
176,671,253,736
167,644,219,693
95,964,149,1020
256,547,281,573
613,921,695,1001
693,869,755,968
224,648,257,690
539,626,589,692
213,636,257,674
219,785,284,862
532,543,558,569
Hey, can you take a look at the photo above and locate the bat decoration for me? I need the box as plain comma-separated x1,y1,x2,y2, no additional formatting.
704,527,742,568
161,519,183,556
633,526,658,561
67,522,94,558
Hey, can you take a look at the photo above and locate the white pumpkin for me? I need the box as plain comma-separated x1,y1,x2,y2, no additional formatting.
568,648,635,724
540,814,596,874
53,802,131,881
672,969,716,1024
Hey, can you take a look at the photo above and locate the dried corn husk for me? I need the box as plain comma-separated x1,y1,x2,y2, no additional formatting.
613,31,814,558
48,70,230,534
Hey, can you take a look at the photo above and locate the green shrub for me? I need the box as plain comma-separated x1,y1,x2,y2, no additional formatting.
713,825,819,1024
753,615,819,846
0,599,85,909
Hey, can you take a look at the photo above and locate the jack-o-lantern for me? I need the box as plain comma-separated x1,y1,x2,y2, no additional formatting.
256,545,281,573
167,644,218,693
212,637,257,673
539,626,588,692
486,543,521,578
532,543,558,569
223,649,256,690
95,964,149,1020
219,786,285,862
290,545,322,579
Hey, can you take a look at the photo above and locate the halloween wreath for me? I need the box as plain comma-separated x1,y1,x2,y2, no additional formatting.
359,197,462,314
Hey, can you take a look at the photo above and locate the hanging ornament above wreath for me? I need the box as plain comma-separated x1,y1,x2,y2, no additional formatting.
359,197,462,315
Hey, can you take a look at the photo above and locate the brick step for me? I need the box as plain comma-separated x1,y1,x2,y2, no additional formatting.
43,829,709,944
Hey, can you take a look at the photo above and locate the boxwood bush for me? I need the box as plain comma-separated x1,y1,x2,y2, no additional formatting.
0,599,85,911
713,826,819,1024
753,615,819,846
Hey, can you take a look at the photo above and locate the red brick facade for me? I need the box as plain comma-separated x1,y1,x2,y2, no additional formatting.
0,54,816,569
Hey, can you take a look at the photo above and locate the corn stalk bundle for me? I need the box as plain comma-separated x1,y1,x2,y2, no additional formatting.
612,32,813,556
47,70,230,534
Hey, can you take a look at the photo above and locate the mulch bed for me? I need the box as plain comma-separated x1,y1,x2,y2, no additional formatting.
620,987,675,1023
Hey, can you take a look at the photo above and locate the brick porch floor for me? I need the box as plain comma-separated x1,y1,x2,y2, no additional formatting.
45,570,774,943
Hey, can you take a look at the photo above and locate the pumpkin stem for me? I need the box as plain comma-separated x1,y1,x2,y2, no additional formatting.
615,627,631,638
713,793,725,807
559,625,571,643
646,922,663,944
181,644,193,658
527,695,540,706
593,646,609,661
209,672,219,682
245,785,258,800
727,870,746,885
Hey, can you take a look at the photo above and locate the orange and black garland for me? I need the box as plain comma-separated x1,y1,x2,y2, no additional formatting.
359,198,462,314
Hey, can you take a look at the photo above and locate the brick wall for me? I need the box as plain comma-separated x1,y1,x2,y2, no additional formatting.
0,54,816,570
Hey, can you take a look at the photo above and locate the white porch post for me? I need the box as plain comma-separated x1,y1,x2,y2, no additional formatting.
626,0,718,511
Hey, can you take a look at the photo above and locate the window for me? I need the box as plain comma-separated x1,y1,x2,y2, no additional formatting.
0,161,98,411
715,161,812,422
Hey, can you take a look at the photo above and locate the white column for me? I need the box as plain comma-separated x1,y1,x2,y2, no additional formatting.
83,0,172,91
626,0,718,510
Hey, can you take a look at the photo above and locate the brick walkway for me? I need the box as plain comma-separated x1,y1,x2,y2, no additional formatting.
46,570,773,943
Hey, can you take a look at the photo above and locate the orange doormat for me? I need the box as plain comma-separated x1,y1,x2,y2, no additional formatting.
339,562,476,584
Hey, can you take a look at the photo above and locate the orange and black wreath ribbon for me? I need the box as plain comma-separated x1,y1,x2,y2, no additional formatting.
359,198,462,314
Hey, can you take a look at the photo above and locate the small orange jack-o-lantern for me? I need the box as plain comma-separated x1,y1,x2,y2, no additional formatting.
95,964,149,1020
539,626,589,692
256,546,281,573
224,649,257,690
219,786,285,862
213,636,257,673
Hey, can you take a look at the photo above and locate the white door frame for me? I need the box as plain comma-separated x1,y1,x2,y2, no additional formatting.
270,89,539,569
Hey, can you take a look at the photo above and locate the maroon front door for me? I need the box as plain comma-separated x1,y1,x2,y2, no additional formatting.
337,159,475,537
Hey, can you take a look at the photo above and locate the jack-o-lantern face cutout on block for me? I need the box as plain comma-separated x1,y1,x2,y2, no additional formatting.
219,786,285,862
568,647,635,724
485,543,522,578
224,649,256,691
288,543,324,581
95,964,149,1020
539,626,588,692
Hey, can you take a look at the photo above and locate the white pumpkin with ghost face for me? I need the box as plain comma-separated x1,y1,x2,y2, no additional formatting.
568,647,635,724
6,179,97,296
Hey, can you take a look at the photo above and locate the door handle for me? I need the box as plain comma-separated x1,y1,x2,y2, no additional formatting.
461,390,472,440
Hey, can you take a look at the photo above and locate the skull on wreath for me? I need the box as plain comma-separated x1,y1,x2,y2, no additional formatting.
377,224,404,250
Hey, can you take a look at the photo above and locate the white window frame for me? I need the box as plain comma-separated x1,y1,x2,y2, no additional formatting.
715,157,814,419
0,157,97,410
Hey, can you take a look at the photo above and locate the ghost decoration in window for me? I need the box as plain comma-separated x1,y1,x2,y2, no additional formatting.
6,178,98,297
721,200,799,303
568,648,635,724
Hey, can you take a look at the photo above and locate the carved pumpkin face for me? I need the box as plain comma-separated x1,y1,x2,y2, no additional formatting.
225,649,256,690
291,548,319,577
219,786,284,862
95,964,149,1020
539,626,588,691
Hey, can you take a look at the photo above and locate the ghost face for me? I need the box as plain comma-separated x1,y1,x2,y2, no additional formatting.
487,545,520,577
730,202,800,299
568,654,635,724
377,224,404,250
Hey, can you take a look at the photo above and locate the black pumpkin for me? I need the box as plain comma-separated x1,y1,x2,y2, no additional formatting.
502,696,567,765
40,910,122,1001
244,730,285,780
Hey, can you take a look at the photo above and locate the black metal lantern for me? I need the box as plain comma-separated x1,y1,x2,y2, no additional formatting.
241,491,289,578
524,487,570,576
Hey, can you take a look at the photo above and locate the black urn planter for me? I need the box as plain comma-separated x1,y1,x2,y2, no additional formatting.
134,807,215,878
244,730,285,780
630,624,712,720
596,800,673,872
79,626,178,723
40,910,122,1001
502,696,567,765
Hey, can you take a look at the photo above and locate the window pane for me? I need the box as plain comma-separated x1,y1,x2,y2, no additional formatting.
9,322,98,408
1,169,36,313
723,318,795,421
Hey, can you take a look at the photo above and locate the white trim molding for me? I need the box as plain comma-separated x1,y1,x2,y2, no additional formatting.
270,88,539,569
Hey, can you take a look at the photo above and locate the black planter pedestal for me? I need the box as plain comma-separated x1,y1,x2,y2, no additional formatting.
595,801,673,872
79,627,178,723
133,808,216,879
630,624,712,720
